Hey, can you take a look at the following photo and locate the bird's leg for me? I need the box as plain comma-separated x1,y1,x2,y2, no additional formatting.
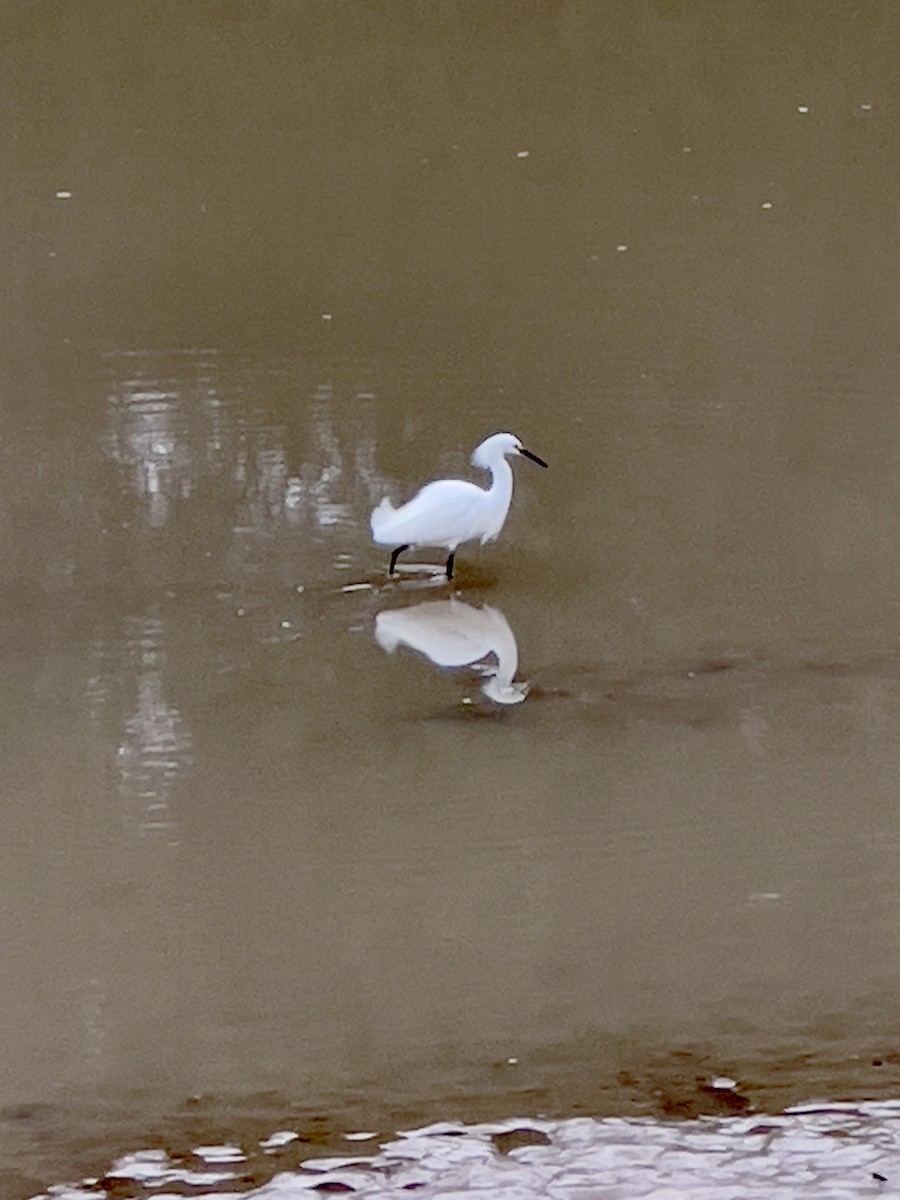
389,545,410,576
445,552,455,580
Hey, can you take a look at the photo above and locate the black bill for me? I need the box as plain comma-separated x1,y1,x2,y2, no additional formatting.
519,446,548,468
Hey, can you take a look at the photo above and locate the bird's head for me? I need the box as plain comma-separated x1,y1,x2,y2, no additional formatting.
471,432,548,470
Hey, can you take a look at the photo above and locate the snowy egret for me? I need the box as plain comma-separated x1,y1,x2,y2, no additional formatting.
370,431,547,579
375,598,528,703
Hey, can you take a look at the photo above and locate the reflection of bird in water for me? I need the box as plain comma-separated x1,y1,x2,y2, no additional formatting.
371,432,547,580
375,598,528,704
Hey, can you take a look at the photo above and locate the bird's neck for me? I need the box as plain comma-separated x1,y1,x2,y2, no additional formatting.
484,456,514,527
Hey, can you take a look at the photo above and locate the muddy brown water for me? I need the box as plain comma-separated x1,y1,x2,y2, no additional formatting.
5,2,900,1195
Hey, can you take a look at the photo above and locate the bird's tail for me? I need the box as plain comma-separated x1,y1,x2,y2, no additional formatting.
373,611,401,652
370,496,396,541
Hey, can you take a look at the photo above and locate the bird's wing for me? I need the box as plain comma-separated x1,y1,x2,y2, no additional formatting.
370,479,486,547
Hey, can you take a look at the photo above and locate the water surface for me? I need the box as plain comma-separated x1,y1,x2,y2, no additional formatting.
5,2,900,1193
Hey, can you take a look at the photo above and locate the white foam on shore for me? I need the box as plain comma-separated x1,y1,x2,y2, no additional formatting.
34,1101,900,1199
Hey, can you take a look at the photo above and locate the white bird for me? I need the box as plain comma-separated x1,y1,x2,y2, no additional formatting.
370,431,548,579
375,597,528,704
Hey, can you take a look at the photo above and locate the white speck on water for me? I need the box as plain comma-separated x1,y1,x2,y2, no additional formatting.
321,313,332,321
507,1056,519,1065
861,102,873,111
55,190,72,199
260,1130,298,1150
280,620,291,629
687,671,696,678
616,244,628,251
194,1144,246,1163
516,149,530,158
236,607,246,617
762,201,773,209
749,891,782,902
682,145,692,152
48,251,57,258
296,585,305,593
105,1149,167,1180
797,105,810,113
711,1076,738,1090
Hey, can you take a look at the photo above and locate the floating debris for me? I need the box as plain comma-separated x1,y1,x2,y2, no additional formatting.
260,1131,299,1151
194,1144,246,1163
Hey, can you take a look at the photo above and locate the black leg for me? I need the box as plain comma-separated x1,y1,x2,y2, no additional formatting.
445,552,455,580
389,544,410,576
